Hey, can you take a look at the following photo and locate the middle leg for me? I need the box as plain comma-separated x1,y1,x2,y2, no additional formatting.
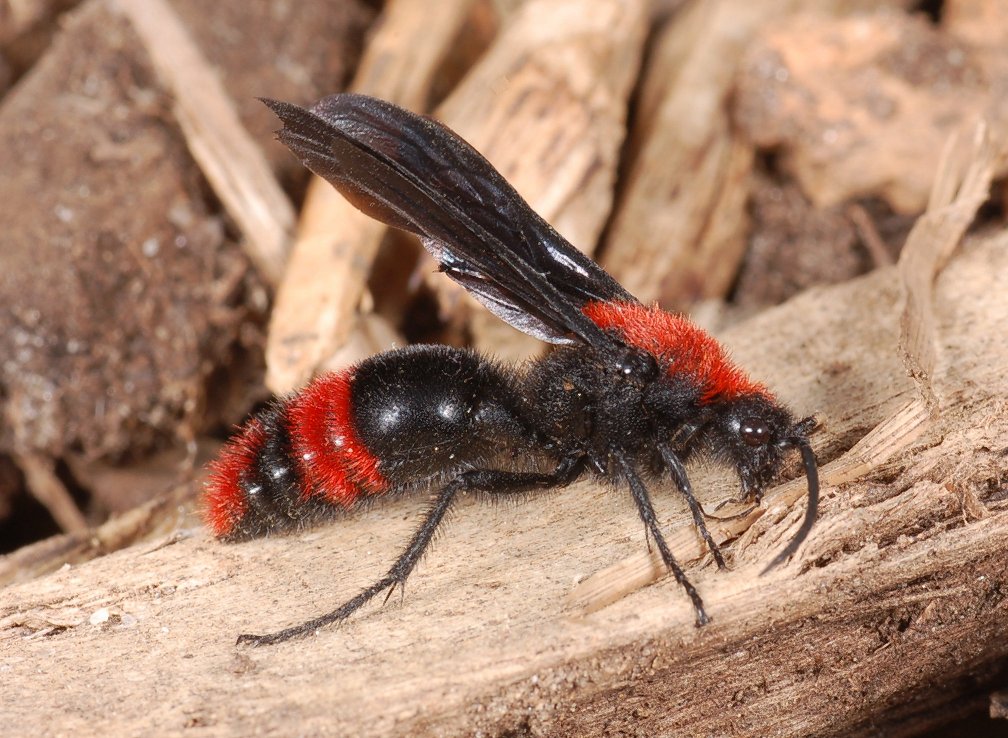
614,451,710,626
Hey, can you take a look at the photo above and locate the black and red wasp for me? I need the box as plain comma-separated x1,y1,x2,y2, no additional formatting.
205,94,820,646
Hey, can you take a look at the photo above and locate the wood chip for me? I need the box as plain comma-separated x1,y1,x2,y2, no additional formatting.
734,10,1008,213
602,0,792,307
114,0,294,286
15,452,86,534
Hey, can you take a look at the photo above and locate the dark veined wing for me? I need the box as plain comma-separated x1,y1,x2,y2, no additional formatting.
262,94,637,359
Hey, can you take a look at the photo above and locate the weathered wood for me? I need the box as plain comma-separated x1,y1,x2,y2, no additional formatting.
115,0,295,286
734,10,1008,214
2,215,1005,736
0,0,64,45
601,0,929,309
602,0,795,308
13,452,86,534
265,0,649,387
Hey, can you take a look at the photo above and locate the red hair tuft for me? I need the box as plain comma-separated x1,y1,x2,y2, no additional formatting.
584,301,770,403
287,370,388,505
203,419,266,537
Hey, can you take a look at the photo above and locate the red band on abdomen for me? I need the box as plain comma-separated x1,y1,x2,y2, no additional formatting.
287,370,388,505
203,418,266,537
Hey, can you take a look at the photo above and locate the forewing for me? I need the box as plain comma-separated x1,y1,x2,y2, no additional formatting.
262,94,636,352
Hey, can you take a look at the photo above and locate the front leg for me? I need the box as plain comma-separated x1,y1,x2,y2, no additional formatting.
737,467,766,505
658,445,726,569
614,451,710,627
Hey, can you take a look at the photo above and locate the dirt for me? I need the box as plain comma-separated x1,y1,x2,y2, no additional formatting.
733,168,912,308
0,2,240,461
0,0,374,534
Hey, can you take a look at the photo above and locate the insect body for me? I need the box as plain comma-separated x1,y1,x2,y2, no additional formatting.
205,94,819,646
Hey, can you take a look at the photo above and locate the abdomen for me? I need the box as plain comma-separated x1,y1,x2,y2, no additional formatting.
203,345,528,540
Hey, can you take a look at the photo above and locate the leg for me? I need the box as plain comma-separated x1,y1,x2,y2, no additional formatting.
237,456,582,646
706,501,759,520
614,452,710,627
237,483,456,646
473,452,585,500
658,445,726,569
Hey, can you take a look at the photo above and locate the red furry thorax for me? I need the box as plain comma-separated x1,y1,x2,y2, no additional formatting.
583,301,769,403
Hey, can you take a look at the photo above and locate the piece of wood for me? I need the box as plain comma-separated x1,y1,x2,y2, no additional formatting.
0,0,62,45
601,0,924,309
14,452,87,534
733,10,1008,214
2,211,1005,736
944,0,1008,47
264,0,490,393
114,0,294,286
601,0,786,307
0,477,193,587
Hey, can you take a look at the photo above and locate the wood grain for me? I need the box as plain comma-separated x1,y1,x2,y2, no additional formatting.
3,223,1005,737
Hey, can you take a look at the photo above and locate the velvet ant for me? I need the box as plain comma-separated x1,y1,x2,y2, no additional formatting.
205,94,820,646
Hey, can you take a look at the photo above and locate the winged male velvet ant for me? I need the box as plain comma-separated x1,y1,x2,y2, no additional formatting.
204,94,820,646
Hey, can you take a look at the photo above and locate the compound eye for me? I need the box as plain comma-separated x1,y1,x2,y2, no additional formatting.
740,419,771,447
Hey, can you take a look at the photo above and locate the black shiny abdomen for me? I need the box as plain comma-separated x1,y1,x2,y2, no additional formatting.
351,345,534,483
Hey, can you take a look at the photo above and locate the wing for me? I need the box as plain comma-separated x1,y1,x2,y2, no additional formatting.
262,94,636,357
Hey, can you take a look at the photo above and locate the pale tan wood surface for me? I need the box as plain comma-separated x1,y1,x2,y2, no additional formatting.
2,225,1005,736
